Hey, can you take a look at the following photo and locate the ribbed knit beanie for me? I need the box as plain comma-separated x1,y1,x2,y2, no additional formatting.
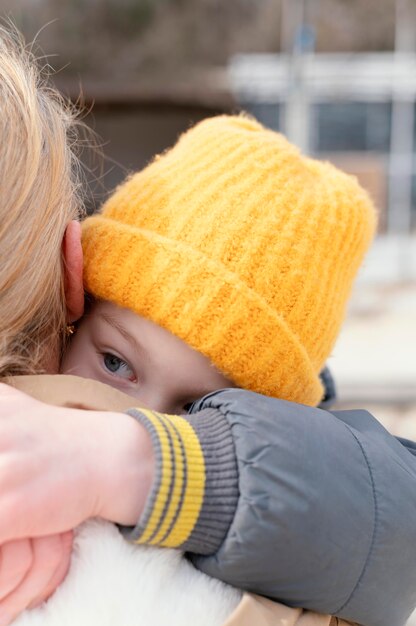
82,115,377,406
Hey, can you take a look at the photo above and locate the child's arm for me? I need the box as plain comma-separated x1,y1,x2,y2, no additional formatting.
123,389,416,626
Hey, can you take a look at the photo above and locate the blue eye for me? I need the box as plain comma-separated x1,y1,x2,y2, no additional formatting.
103,353,135,381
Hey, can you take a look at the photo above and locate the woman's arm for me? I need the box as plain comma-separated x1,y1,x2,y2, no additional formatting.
0,382,154,624
0,383,153,539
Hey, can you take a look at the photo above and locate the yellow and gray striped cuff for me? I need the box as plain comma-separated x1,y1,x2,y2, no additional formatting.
120,407,238,555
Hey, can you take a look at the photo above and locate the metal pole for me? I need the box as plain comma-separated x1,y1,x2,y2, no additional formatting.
282,0,314,153
388,0,415,236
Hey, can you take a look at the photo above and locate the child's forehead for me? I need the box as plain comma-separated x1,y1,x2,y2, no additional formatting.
89,299,131,322
85,300,152,351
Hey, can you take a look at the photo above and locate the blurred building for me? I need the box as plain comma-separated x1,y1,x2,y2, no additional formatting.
54,71,233,211
229,52,416,235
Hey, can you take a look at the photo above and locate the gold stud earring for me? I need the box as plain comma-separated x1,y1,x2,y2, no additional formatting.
65,323,76,337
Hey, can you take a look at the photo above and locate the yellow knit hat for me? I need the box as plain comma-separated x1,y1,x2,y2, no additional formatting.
82,115,376,406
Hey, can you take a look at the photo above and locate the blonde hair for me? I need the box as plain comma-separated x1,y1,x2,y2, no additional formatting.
0,25,84,375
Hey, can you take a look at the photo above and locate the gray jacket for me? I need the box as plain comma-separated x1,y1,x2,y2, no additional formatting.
189,390,416,626
127,389,416,626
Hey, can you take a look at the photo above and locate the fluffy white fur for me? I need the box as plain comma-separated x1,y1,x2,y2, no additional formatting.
15,520,241,626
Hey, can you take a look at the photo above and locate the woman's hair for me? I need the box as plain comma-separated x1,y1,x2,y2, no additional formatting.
0,25,85,375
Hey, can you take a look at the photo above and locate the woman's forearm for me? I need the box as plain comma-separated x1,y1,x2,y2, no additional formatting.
0,383,152,540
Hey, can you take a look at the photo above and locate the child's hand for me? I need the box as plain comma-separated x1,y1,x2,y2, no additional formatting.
0,533,73,626
0,383,154,542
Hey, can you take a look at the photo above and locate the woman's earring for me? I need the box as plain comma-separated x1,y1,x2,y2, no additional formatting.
65,323,76,337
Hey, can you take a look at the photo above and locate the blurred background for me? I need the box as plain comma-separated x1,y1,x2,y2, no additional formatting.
1,0,415,438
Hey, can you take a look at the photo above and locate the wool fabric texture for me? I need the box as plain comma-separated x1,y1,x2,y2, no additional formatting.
82,115,376,406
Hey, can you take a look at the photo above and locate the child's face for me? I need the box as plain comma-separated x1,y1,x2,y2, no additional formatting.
61,300,233,414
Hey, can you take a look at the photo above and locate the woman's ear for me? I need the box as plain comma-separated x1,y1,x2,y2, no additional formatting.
63,221,84,322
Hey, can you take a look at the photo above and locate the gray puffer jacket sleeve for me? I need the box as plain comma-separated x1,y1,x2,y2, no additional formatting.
187,389,416,626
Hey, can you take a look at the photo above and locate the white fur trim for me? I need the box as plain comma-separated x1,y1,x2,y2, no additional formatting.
15,520,241,626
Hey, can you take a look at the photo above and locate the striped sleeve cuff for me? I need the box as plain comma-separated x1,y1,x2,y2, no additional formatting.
119,407,239,555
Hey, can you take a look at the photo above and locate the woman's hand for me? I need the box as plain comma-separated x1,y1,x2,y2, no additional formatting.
0,383,154,542
0,533,73,626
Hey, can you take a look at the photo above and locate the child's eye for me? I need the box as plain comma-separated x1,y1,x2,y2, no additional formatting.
103,353,136,381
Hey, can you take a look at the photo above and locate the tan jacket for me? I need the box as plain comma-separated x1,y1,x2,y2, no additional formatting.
10,375,356,626
224,594,351,626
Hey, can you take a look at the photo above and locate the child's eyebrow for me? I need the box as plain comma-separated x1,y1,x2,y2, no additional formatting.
99,312,149,362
